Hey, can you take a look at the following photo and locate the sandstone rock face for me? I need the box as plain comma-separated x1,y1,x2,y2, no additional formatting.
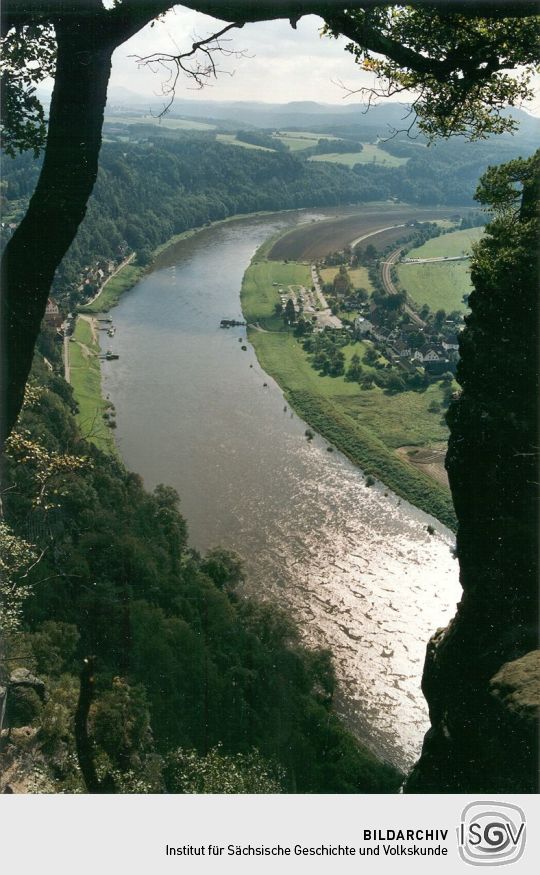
9,668,47,702
405,161,538,794
490,650,540,722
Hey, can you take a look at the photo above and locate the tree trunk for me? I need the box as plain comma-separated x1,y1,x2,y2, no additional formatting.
0,18,114,446
75,657,116,793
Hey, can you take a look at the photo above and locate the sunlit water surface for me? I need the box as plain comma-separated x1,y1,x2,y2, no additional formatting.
102,212,461,770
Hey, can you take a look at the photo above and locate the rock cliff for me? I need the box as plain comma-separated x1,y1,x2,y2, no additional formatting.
406,154,539,793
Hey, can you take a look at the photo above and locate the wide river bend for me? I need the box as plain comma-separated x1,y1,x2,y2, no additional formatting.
101,211,461,771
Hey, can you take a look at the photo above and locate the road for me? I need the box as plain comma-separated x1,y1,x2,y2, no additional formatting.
402,255,469,264
64,334,70,383
349,222,406,249
381,247,426,328
310,264,343,329
82,252,135,308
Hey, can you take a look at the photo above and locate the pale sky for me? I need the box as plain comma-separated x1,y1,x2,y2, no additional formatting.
109,8,412,106
106,5,540,116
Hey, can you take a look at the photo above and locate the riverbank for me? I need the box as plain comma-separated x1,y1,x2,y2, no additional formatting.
241,239,457,530
71,210,309,451
78,209,311,316
67,316,117,454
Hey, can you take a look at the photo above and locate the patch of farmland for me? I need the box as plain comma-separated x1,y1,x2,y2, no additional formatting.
310,144,407,168
268,206,455,260
104,114,215,131
216,134,274,151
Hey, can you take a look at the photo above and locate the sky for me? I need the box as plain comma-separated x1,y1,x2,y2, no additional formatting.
105,5,540,116
108,8,411,106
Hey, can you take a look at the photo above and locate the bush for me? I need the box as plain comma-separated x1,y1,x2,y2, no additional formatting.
6,686,43,728
164,745,285,794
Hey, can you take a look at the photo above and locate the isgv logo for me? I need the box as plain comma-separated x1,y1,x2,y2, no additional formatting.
458,802,526,866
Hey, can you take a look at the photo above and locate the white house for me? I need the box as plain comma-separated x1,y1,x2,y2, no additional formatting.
354,316,374,336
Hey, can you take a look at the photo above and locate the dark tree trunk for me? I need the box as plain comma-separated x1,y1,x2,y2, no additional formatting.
75,658,116,793
0,17,114,446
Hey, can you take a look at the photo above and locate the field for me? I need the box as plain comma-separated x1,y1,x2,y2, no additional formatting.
241,249,456,528
397,227,484,312
242,260,311,325
268,206,455,260
319,265,373,292
398,260,473,313
216,134,273,151
310,144,407,168
274,131,339,151
104,114,215,131
69,317,116,454
405,226,484,259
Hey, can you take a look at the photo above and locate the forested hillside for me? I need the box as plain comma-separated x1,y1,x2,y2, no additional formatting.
0,344,401,794
1,130,535,312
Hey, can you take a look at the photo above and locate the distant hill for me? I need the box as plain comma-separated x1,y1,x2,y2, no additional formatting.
103,89,540,148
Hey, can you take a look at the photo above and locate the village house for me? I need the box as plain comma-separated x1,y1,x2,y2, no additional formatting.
393,339,412,358
43,298,62,328
424,358,456,376
422,348,441,362
354,316,374,337
442,337,460,352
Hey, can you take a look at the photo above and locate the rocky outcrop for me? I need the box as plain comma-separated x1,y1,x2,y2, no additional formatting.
406,156,539,793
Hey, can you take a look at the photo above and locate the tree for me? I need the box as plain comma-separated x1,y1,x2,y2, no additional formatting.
433,308,447,329
284,298,296,325
324,4,539,139
345,352,363,381
1,0,539,444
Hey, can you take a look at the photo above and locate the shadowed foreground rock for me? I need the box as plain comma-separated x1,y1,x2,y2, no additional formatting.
406,154,539,793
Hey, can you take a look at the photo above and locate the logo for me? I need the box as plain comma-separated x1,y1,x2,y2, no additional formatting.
458,802,526,866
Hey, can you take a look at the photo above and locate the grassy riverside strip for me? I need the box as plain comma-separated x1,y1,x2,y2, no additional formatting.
68,317,117,455
80,264,143,314
242,241,457,530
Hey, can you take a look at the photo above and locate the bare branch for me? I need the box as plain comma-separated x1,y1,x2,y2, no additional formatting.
332,77,423,140
130,21,248,113
19,546,47,579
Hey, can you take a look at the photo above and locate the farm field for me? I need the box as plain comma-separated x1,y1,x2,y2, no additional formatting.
405,226,484,259
397,227,484,312
104,114,215,131
319,265,373,292
273,131,329,150
268,205,455,260
241,247,456,528
398,259,473,313
310,144,407,168
216,133,273,151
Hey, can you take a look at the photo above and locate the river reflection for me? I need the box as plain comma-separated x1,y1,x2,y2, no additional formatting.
102,211,461,771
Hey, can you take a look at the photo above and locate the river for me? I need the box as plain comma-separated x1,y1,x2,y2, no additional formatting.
101,211,461,772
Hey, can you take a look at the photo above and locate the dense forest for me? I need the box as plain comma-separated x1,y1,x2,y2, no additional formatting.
1,128,535,312
0,339,401,793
